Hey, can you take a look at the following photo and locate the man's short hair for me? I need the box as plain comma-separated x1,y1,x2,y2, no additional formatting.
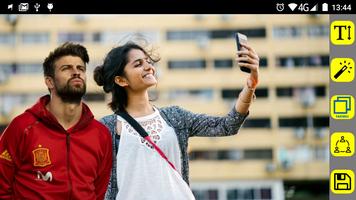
43,42,89,77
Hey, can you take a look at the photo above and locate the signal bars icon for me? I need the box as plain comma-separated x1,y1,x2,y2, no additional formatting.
288,3,298,11
310,4,318,11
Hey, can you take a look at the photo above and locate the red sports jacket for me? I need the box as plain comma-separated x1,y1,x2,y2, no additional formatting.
0,95,112,200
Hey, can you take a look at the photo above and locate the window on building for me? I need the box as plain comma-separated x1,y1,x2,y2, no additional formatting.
313,127,328,140
100,31,130,44
211,30,236,39
320,55,329,66
208,190,219,200
313,145,329,161
58,32,84,43
308,55,322,66
98,30,160,44
193,189,219,200
168,89,213,101
0,94,41,115
276,87,293,97
221,89,242,99
166,30,210,40
194,151,211,160
244,149,273,159
307,25,329,37
92,32,102,43
227,188,273,200
279,117,307,127
279,146,310,164
108,31,159,43
315,85,326,97
313,116,329,127
237,28,267,38
222,88,268,100
243,189,255,199
260,188,272,199
21,32,49,44
277,55,329,68
190,149,272,161
272,26,303,38
294,145,313,162
73,15,88,22
211,28,266,39
0,63,42,75
0,63,13,81
273,24,329,38
137,31,160,43
214,59,233,69
277,86,326,98
16,63,42,74
255,88,268,98
221,57,266,68
190,150,234,161
243,118,271,128
168,60,206,69
259,57,268,68
0,33,15,45
226,150,243,160
0,125,6,135
166,28,266,40
189,151,215,160
279,57,307,67
227,189,241,200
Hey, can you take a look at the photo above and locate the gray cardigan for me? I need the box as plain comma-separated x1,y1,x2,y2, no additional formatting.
100,105,248,200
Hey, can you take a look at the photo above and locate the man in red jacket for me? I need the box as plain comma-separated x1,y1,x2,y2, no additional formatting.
0,42,112,200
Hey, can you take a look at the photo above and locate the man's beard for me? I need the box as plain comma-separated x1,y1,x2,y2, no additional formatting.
55,77,86,104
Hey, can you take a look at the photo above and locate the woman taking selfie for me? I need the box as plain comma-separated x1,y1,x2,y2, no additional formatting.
94,40,259,200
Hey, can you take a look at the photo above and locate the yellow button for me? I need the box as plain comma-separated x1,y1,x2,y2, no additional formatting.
331,169,354,194
331,132,354,157
331,20,355,45
331,58,354,82
330,95,354,120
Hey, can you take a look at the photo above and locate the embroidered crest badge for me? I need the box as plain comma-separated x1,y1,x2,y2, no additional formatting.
32,145,51,167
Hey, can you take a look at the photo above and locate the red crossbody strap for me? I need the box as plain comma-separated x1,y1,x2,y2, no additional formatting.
117,111,177,171
144,136,177,171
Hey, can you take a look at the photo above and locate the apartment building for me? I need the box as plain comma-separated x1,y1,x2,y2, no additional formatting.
0,14,329,200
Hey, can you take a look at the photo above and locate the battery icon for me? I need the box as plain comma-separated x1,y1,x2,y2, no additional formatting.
322,3,328,11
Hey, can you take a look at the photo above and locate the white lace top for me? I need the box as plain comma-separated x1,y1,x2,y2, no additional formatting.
115,108,195,200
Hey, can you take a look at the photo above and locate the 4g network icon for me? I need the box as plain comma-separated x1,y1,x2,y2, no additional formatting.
331,21,355,45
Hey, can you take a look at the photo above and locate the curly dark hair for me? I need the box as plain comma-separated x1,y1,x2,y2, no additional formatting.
94,42,160,113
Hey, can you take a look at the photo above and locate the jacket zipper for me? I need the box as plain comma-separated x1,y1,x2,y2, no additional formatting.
66,134,72,199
